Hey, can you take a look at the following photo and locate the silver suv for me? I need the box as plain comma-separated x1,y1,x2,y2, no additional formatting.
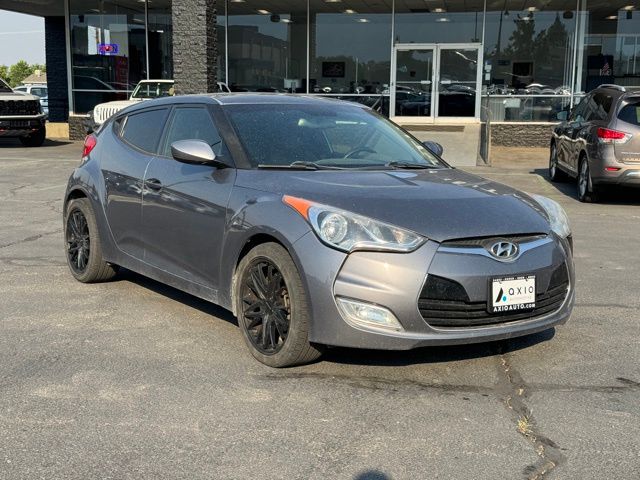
550,85,640,202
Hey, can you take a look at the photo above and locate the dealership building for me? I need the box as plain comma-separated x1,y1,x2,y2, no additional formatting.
1,0,638,159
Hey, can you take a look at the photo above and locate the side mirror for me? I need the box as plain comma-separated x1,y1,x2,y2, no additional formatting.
423,140,444,157
171,139,228,167
556,111,569,122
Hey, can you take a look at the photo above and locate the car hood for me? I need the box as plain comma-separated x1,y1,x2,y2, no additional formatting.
0,92,40,101
235,168,551,243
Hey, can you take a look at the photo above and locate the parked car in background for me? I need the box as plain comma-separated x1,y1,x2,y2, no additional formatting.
64,94,575,367
0,77,47,146
550,85,640,202
14,83,48,115
88,80,231,128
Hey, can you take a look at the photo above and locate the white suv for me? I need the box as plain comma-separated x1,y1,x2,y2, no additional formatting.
89,79,231,127
14,84,48,115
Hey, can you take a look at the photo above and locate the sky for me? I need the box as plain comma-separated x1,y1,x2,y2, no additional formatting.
0,10,45,66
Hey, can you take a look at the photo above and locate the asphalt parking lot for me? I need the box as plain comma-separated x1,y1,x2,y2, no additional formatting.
1,139,639,479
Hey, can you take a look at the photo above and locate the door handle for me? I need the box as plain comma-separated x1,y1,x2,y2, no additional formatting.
145,178,163,191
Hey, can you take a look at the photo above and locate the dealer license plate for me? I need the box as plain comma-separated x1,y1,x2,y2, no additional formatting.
490,275,536,313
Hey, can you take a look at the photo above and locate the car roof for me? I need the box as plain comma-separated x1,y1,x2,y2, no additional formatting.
119,93,369,115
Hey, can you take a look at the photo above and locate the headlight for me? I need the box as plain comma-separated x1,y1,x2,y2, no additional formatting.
530,194,571,238
283,195,425,253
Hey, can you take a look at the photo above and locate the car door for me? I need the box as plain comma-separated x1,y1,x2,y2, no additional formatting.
141,104,236,291
101,107,169,259
559,95,589,175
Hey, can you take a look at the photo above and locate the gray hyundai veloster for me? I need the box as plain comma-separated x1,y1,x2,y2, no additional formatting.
64,94,575,367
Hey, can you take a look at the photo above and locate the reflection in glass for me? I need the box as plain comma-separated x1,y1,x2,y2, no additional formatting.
309,1,391,95
227,2,307,92
148,0,172,79
579,0,640,92
483,1,577,94
69,0,147,113
394,50,433,117
438,48,478,117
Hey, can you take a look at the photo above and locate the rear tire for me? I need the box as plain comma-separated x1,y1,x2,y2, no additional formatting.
549,143,567,182
19,126,46,147
64,198,118,283
577,157,599,203
235,242,323,367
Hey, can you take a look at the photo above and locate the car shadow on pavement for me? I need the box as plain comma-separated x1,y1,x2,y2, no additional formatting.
0,138,73,148
323,329,555,367
532,168,640,205
115,268,238,326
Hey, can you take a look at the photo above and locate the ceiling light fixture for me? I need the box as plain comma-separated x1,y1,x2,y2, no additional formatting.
622,5,634,10
357,18,370,22
281,18,293,23
433,8,446,13
344,9,357,14
436,17,451,22
605,15,618,19
256,9,271,14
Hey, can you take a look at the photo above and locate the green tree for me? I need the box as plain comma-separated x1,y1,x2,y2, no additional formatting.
7,60,33,87
0,65,8,83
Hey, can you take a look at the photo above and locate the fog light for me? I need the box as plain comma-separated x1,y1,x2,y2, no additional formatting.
336,297,403,332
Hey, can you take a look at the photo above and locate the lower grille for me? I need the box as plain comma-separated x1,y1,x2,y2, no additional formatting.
419,263,569,328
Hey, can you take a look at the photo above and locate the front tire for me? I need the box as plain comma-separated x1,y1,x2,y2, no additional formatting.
64,198,118,283
235,242,323,367
19,126,46,147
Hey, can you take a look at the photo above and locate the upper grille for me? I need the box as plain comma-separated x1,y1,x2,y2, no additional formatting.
442,234,547,249
0,100,40,116
419,263,569,328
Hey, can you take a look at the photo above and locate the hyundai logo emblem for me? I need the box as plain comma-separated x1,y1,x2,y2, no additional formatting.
489,241,519,260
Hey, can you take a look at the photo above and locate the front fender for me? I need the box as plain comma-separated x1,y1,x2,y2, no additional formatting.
218,187,312,312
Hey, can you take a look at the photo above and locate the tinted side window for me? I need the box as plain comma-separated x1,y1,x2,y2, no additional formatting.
571,96,588,121
589,93,613,121
618,101,640,126
162,107,225,157
120,108,169,153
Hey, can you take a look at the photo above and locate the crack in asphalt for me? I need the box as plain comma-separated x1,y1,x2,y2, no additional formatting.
0,230,60,249
264,364,640,479
494,348,564,480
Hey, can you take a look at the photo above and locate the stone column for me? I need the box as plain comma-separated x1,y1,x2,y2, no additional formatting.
44,16,69,122
172,0,218,94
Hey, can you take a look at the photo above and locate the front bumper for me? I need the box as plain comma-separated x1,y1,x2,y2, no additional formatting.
0,115,47,137
295,231,575,350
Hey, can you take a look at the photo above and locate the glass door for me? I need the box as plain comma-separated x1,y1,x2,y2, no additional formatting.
392,44,482,121
391,46,435,118
437,46,480,118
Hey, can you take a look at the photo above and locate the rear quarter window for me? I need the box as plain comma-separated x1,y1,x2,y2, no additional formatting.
617,101,640,126
119,108,169,153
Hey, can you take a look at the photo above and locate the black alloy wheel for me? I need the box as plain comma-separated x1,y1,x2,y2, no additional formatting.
240,259,290,355
63,198,118,283
66,208,90,274
235,242,323,367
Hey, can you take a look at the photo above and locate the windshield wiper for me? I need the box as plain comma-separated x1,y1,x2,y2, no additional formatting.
257,161,343,170
385,161,439,170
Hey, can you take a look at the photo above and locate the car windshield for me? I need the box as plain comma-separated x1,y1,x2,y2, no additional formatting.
225,103,446,170
0,79,12,93
131,82,174,99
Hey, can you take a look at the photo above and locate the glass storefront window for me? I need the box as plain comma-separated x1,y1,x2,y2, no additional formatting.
227,1,307,92
148,0,173,80
484,1,578,95
394,0,484,44
70,0,148,113
309,1,392,95
579,1,640,93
